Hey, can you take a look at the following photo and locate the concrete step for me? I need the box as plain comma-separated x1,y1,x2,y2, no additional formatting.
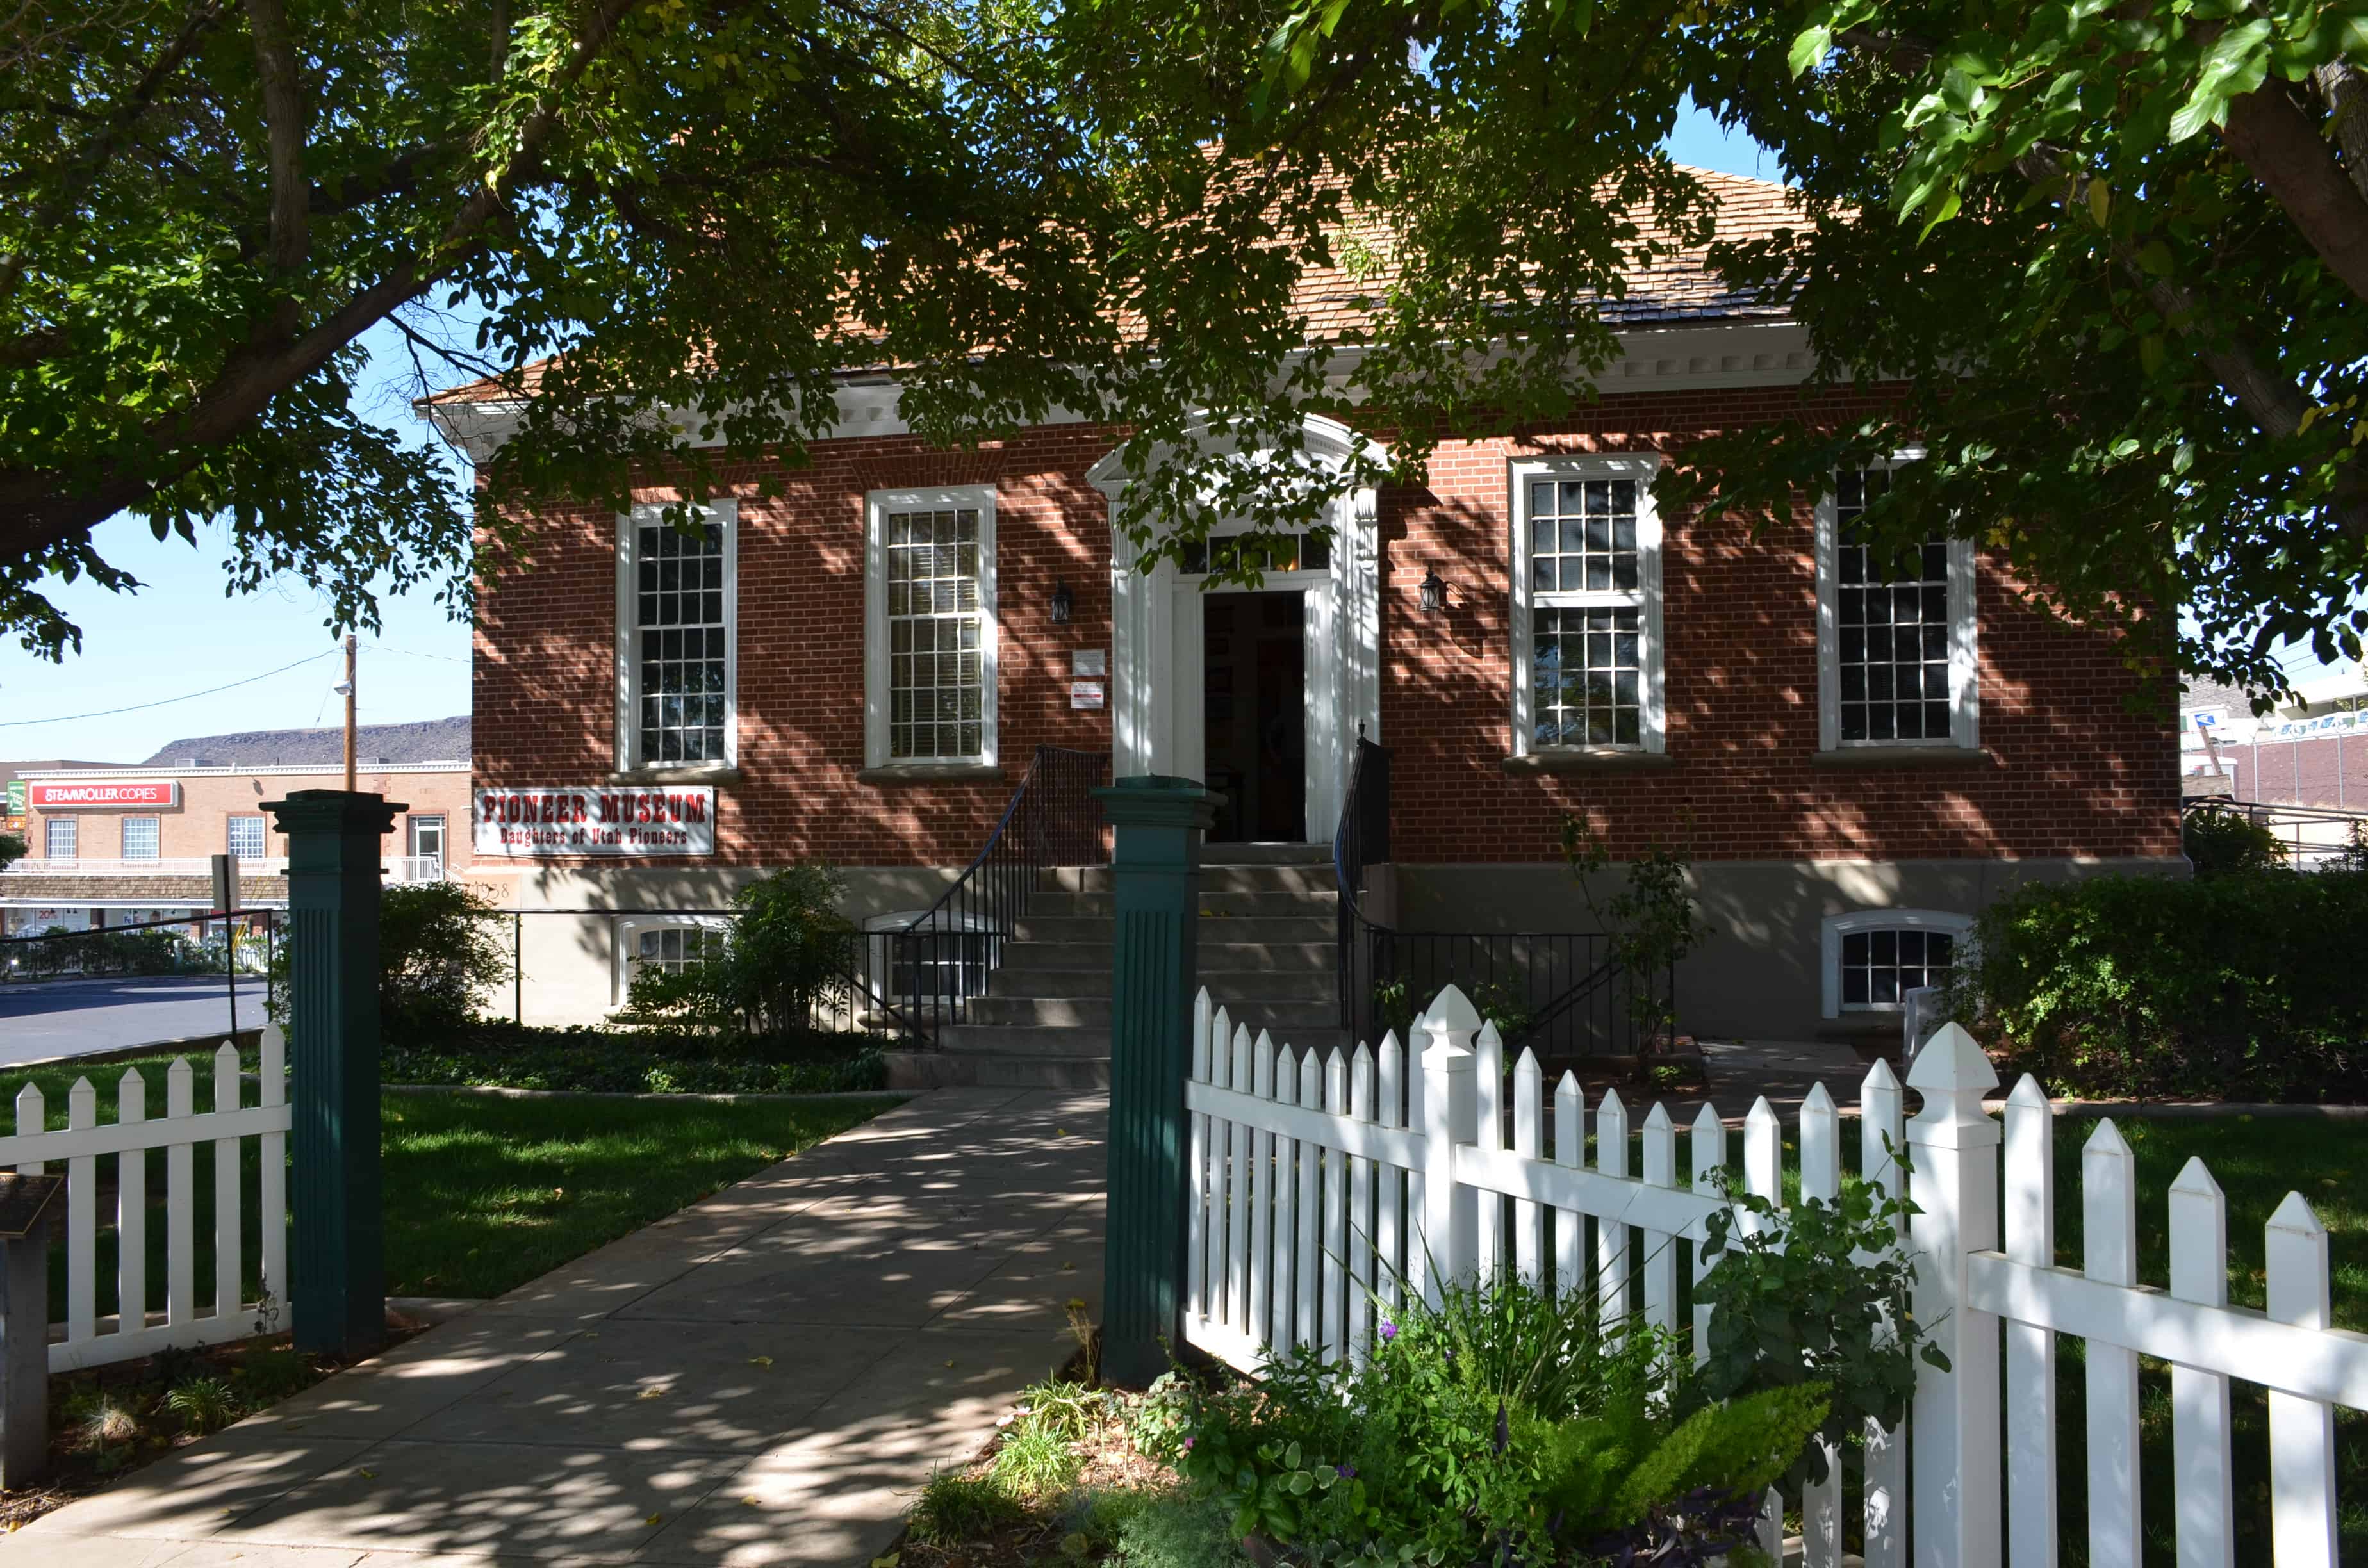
941,1004,1347,1054
884,1050,1111,1091
989,966,1336,1003
998,938,1339,974
1014,913,1335,944
1202,843,1333,865
1043,862,1337,895
1024,887,1336,919
964,995,1341,1030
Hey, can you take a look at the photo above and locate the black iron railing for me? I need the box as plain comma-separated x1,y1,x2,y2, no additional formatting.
851,745,1111,1043
1331,737,1672,1063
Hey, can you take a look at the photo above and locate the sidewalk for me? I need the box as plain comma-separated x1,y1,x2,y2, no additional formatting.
10,1086,1110,1568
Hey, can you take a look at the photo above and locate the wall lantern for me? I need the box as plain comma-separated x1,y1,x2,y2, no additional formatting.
1418,566,1447,614
1050,582,1074,625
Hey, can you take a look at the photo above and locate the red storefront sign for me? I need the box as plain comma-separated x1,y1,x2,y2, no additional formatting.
473,787,716,856
28,780,181,810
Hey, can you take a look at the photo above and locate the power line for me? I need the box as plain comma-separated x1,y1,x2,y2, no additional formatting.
0,650,335,730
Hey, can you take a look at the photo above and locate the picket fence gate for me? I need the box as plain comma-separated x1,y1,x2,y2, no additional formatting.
1182,983,2368,1568
0,1034,290,1372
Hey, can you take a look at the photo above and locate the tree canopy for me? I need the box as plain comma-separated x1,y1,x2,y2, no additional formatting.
10,0,2367,697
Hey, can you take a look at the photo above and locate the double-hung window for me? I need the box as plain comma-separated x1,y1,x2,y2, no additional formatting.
1509,455,1666,756
226,815,265,860
616,500,737,772
45,817,76,861
1816,464,1977,751
120,817,160,860
865,486,998,769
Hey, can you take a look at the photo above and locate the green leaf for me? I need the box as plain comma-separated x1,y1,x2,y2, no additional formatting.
1789,24,1833,79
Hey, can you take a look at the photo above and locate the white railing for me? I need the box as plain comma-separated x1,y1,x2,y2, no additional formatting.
1184,983,2368,1568
3,1036,290,1372
386,855,445,883
0,856,290,878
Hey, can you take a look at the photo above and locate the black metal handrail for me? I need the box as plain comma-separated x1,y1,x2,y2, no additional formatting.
853,744,1111,1043
1331,735,1672,1061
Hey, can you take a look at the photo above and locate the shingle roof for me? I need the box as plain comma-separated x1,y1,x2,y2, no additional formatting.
423,167,1802,407
135,716,472,769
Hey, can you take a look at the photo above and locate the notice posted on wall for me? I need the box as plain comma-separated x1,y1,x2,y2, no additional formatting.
473,787,716,857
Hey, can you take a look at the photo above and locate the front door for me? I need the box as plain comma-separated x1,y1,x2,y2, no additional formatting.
1201,591,1309,842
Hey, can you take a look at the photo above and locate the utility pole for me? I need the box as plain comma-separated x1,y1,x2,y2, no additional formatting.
340,635,358,792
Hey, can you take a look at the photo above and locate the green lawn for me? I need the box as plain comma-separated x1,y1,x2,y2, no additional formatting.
6,1048,891,1311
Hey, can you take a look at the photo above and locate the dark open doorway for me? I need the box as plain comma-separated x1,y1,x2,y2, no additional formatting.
1202,591,1308,842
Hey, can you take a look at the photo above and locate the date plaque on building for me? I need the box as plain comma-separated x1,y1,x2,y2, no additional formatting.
0,1173,62,1241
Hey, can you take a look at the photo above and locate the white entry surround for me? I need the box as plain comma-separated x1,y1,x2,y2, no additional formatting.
1090,416,1385,842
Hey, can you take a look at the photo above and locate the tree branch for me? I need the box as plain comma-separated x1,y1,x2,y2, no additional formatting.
2219,78,2368,307
243,0,310,311
2315,63,2368,206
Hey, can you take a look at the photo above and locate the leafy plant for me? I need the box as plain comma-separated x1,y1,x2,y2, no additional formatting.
0,832,23,872
63,1389,142,1455
990,1422,1084,1499
267,880,512,1038
236,1346,318,1403
908,1470,1029,1545
1372,976,1418,1040
1109,1485,1254,1568
1016,1379,1106,1444
163,1375,241,1435
1561,813,1704,1050
1943,867,2368,1100
618,864,855,1041
1126,1371,1196,1464
1470,981,1534,1043
1691,1149,1945,1490
2182,806,2287,879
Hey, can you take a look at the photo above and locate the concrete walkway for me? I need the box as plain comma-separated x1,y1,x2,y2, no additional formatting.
9,1087,1109,1568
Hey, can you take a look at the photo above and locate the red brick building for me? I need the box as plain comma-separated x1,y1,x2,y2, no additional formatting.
433,172,2180,1042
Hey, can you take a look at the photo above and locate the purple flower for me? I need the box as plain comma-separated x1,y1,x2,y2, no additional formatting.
1337,1464,1357,1480
1181,1437,1195,1451
1379,1321,1398,1342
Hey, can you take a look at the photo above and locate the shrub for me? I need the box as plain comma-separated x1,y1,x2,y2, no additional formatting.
908,1470,1028,1544
1176,1270,1827,1565
2182,806,2287,878
1945,868,2368,1100
163,1375,241,1435
619,864,855,1040
1109,1485,1253,1567
0,831,23,871
379,881,514,1034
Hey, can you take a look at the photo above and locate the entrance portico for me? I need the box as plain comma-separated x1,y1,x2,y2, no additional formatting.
1090,415,1385,843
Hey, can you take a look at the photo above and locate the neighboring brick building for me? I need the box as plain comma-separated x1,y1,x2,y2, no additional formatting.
2,722,474,936
432,171,2182,1041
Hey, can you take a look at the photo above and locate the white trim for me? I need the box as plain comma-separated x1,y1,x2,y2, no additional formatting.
611,913,732,1005
614,499,740,775
1814,458,1978,753
1819,907,1973,1018
1509,453,1668,757
863,484,999,771
1097,416,1382,840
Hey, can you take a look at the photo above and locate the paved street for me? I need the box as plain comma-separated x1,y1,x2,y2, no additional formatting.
7,1086,1107,1567
0,974,263,1063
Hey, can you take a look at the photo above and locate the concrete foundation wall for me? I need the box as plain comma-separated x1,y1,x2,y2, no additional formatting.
1394,856,2189,1043
474,864,962,1027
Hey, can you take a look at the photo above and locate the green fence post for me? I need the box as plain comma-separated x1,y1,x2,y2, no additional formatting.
1091,774,1215,1387
262,788,402,1357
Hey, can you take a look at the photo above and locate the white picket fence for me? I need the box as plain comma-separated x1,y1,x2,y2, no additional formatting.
1,1035,290,1372
1183,982,2368,1568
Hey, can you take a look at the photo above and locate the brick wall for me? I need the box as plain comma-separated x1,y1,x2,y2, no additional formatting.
473,388,2179,869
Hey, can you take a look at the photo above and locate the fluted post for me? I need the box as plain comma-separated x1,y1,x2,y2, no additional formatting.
262,789,400,1357
1092,774,1215,1387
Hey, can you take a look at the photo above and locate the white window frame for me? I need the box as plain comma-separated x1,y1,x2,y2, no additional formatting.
1820,908,1973,1018
1816,457,1978,752
226,815,266,860
612,913,732,1005
864,484,999,770
1509,453,1668,756
614,499,739,774
120,816,161,860
45,817,77,860
409,815,446,859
